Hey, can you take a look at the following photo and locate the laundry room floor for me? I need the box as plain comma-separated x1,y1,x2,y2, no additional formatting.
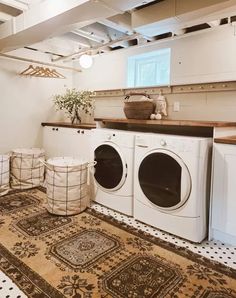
0,202,235,298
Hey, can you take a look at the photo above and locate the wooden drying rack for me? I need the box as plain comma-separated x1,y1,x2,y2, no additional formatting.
20,64,65,79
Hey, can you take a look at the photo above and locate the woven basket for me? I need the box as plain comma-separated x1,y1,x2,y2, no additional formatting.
123,94,154,120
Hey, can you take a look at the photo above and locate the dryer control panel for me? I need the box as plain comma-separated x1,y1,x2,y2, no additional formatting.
135,134,201,154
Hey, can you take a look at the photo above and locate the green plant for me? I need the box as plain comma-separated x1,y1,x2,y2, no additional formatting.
53,88,94,123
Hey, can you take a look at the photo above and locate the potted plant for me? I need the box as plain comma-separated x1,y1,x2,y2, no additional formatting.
53,88,94,124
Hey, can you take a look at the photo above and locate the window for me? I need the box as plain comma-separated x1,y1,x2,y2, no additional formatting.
127,48,171,88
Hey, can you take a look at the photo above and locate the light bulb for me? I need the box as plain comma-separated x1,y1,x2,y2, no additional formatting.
79,54,93,69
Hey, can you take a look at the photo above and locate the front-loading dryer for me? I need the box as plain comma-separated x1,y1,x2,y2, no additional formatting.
134,133,212,242
91,128,135,216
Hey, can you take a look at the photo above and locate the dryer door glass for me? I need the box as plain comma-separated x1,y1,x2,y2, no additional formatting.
138,152,191,209
94,144,124,190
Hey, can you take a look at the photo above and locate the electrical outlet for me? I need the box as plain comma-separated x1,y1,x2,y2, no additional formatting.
173,101,180,112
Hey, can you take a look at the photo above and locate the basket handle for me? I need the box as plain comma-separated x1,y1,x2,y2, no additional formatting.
124,92,150,101
87,161,97,168
38,158,53,170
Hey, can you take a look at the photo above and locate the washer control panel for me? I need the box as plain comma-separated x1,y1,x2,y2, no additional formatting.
94,130,135,148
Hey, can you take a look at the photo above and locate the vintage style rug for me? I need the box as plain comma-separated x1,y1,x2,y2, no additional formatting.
0,188,236,298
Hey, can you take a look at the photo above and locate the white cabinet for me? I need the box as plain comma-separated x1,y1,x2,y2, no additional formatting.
42,126,92,161
211,143,236,245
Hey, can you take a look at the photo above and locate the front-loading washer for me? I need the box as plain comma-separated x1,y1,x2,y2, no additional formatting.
134,133,212,242
91,128,135,216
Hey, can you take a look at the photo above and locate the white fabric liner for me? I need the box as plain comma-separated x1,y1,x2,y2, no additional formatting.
0,155,10,196
10,148,45,190
45,157,91,215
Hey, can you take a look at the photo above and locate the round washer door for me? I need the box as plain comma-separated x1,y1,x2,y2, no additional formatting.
94,143,127,192
138,149,191,211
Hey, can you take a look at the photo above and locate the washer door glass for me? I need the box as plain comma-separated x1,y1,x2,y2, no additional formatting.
94,144,125,191
138,150,191,210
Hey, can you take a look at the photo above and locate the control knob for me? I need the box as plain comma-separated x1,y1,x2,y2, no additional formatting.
160,139,167,146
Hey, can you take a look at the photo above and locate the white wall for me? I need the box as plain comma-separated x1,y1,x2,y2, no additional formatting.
0,49,73,153
74,25,236,90
74,24,236,121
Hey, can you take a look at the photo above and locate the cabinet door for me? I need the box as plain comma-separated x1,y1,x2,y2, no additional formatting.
42,127,63,158
211,143,236,237
63,129,91,161
43,127,91,161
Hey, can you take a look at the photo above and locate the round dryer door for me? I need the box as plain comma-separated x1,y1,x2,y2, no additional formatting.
138,149,191,211
94,143,127,192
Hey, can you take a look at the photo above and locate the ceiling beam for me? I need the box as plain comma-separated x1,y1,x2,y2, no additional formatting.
53,32,141,62
71,28,110,44
0,11,12,21
98,13,133,34
132,0,236,36
62,32,91,48
99,0,157,12
0,0,124,52
0,0,28,11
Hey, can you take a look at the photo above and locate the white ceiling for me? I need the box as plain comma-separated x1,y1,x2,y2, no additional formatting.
0,0,236,64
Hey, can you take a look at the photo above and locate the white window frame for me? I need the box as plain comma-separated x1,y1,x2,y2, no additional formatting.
127,48,171,88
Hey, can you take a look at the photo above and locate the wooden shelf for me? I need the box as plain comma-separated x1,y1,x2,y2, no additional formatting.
93,81,236,98
41,122,96,129
95,118,236,128
214,135,236,145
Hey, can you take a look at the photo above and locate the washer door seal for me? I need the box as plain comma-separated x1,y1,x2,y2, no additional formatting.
94,142,127,192
138,149,192,211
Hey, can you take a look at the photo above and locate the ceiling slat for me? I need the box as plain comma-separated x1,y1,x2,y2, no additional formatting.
0,0,28,11
0,11,12,21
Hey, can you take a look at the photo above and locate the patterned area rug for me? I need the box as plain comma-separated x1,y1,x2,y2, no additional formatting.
0,188,236,298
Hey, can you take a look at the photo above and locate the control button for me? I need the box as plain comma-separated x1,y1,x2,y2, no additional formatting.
81,130,84,134
77,130,80,133
160,139,167,146
107,135,112,140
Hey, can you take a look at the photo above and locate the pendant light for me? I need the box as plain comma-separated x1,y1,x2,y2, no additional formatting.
79,54,93,69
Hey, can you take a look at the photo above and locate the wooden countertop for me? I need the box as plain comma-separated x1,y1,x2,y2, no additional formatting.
214,135,236,145
95,118,236,128
41,122,96,129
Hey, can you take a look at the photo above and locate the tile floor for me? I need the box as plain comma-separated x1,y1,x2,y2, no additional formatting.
1,202,235,298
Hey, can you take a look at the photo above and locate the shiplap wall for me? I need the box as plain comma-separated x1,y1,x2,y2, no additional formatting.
94,91,236,121
75,25,236,122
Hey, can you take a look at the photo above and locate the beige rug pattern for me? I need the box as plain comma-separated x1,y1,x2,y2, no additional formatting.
0,188,236,298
